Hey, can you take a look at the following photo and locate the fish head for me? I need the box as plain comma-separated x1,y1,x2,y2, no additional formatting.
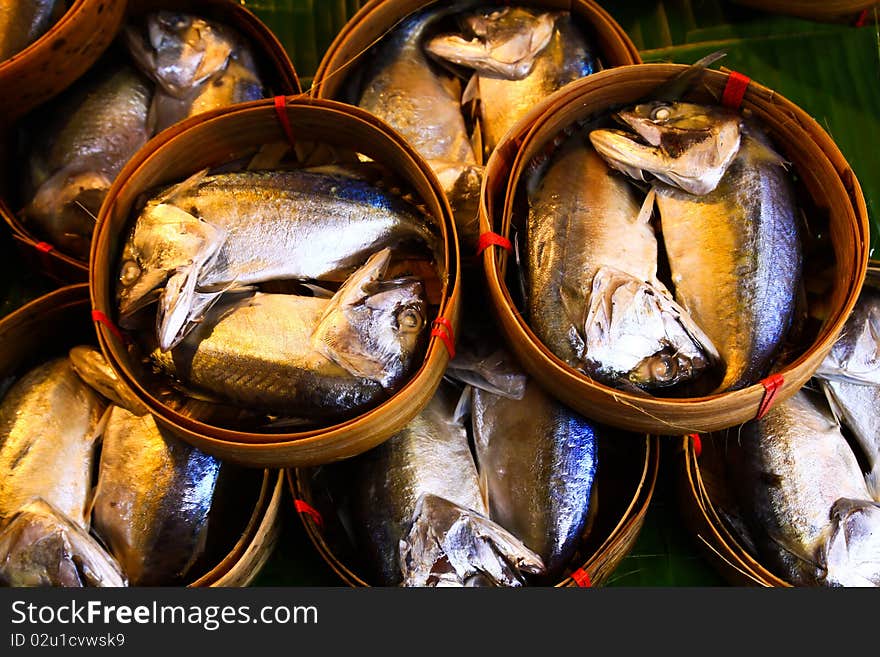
23,168,111,260
425,7,558,80
589,101,742,195
399,493,545,587
822,498,880,587
313,248,428,390
582,268,720,390
126,11,234,97
117,202,225,320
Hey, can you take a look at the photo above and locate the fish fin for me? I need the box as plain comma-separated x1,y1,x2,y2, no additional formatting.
246,141,291,171
742,131,789,169
461,73,480,106
451,384,473,426
154,168,210,205
817,379,845,429
867,465,880,503
649,50,727,103
634,186,657,226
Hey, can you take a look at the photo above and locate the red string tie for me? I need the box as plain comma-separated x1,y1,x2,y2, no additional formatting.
91,310,128,345
571,568,592,587
431,317,456,359
294,499,323,527
274,95,296,147
756,374,785,420
476,231,513,257
721,71,751,110
35,241,54,253
688,433,703,459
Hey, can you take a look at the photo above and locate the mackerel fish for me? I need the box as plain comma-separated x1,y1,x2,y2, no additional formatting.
150,249,427,419
729,389,880,587
0,357,105,530
116,169,441,350
471,378,599,580
426,7,596,157
91,406,220,586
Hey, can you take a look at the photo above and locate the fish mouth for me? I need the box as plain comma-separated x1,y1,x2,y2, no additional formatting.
588,128,662,185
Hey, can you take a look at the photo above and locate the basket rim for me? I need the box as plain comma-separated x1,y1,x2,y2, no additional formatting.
88,96,462,454
479,62,870,426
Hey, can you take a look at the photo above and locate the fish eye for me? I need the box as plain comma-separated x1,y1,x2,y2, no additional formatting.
649,355,678,383
651,104,672,121
119,260,141,286
396,307,425,333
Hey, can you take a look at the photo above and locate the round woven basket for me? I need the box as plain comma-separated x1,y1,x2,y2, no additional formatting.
311,0,641,103
1,0,301,284
676,261,880,587
287,434,659,587
730,1,876,23
89,96,461,468
0,0,127,122
0,285,281,587
480,63,870,436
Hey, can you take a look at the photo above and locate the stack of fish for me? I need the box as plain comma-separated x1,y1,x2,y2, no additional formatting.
352,3,597,247
308,336,602,587
0,346,221,587
0,0,66,62
517,95,802,395
115,163,442,429
16,10,268,260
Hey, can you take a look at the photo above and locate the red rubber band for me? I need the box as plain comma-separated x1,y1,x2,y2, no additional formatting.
476,232,513,257
756,374,785,420
91,310,127,345
35,241,54,253
431,317,456,359
689,433,702,459
854,9,870,27
721,71,751,110
571,568,592,587
294,499,323,527
274,95,296,147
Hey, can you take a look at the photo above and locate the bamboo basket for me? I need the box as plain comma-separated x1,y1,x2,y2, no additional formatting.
676,261,880,587
0,0,127,123
89,96,461,468
0,285,281,587
1,0,301,284
287,434,659,587
311,0,641,103
730,1,877,23
480,63,870,436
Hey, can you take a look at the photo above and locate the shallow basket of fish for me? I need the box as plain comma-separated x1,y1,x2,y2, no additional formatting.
1,0,301,284
480,62,870,436
729,0,877,23
0,284,284,587
89,95,460,469
287,413,658,587
309,0,640,252
0,0,127,123
677,263,880,587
